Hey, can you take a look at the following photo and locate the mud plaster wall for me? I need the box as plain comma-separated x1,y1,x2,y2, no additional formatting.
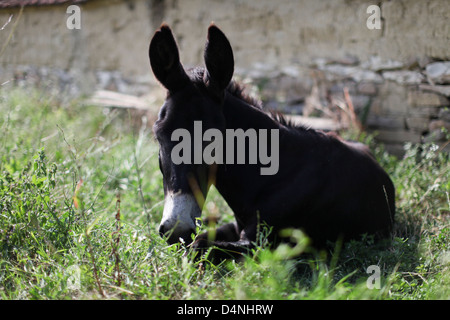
1,0,449,155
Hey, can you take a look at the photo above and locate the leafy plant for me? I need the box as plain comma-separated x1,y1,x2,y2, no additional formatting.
0,87,448,300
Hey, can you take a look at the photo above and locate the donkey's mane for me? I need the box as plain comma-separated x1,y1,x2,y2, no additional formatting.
189,67,262,109
226,80,263,111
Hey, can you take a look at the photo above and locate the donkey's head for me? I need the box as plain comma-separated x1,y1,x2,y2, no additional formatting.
150,24,234,244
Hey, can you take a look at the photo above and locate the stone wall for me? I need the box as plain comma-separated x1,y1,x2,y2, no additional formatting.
269,57,450,155
1,0,449,155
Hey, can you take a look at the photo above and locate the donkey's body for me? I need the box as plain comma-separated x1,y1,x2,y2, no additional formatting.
150,24,395,258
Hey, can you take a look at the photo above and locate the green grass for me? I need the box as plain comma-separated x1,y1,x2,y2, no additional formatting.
0,87,449,300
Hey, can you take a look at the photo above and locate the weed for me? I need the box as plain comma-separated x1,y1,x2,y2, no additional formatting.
0,87,448,300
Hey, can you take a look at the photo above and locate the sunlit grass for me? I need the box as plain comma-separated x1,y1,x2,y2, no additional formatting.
0,87,448,300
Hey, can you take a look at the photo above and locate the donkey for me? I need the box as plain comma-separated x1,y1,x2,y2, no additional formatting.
149,24,395,258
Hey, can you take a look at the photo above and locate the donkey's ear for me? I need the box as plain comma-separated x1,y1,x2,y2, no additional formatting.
149,24,189,92
204,24,234,95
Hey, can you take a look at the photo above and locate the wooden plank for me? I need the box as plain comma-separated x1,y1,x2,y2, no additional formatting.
284,115,344,131
86,90,149,110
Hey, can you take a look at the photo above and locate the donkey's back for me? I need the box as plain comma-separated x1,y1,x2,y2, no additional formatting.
261,127,395,246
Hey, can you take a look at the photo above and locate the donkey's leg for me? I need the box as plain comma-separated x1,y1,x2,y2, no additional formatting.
191,222,256,261
195,222,240,242
191,238,254,261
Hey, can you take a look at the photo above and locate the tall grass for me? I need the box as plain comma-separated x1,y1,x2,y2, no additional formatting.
0,87,448,300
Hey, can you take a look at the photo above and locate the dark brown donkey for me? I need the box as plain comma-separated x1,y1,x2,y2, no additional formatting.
150,23,395,259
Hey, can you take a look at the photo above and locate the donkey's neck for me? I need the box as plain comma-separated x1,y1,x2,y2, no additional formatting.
222,92,280,131
213,92,281,225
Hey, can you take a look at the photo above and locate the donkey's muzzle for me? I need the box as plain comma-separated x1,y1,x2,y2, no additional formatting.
159,192,201,245
159,222,195,245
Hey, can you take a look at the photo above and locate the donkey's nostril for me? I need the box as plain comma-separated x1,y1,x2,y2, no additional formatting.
158,224,166,238
158,222,195,245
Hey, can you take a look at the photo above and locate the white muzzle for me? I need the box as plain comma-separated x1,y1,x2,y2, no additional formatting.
159,192,201,244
